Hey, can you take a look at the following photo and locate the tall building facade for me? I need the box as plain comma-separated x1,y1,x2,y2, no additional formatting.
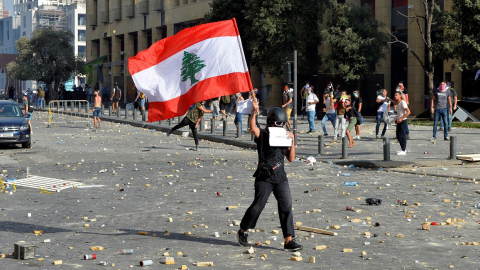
86,0,213,102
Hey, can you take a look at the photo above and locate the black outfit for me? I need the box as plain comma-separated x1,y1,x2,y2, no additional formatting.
8,85,15,100
396,120,408,151
170,118,198,145
352,96,363,125
112,87,120,102
240,129,295,239
344,105,357,120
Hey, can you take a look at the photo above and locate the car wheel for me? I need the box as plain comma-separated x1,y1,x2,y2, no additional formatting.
22,139,31,149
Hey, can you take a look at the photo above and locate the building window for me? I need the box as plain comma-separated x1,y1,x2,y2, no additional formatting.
78,14,86,25
23,31,26,37
78,30,86,41
23,16,26,28
78,46,86,58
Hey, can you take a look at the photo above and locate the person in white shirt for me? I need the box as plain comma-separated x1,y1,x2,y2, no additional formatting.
305,86,319,133
375,89,391,139
393,91,410,155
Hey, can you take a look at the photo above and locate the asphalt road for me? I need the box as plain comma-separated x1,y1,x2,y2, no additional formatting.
1,111,480,269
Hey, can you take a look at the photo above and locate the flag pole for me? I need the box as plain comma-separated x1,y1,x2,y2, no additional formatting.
293,50,298,147
231,18,253,91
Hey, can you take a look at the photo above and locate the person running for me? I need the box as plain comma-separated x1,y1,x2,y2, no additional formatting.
305,86,319,133
352,90,363,139
93,90,102,131
237,101,302,252
393,91,410,155
431,81,452,141
344,99,358,147
321,89,336,136
22,93,33,134
281,86,293,131
110,82,122,115
375,89,391,139
166,101,212,151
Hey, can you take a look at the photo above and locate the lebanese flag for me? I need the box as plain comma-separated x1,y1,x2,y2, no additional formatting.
128,18,253,122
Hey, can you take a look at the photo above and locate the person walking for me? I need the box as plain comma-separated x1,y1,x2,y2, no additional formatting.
167,101,212,151
37,87,44,108
333,90,347,142
92,90,102,131
22,93,33,134
352,90,363,139
300,81,310,120
305,86,319,133
375,89,390,139
393,91,410,155
439,82,457,132
237,102,302,252
431,81,452,141
134,86,147,121
321,89,336,136
234,92,245,135
344,99,358,147
281,86,293,131
110,82,122,115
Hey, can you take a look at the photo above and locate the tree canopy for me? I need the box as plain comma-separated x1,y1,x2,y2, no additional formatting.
321,2,389,82
7,27,84,99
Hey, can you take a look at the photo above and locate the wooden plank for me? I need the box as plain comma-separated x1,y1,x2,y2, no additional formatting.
294,225,337,236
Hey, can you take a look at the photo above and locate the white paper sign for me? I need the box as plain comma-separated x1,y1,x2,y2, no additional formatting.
269,127,292,147
236,99,253,114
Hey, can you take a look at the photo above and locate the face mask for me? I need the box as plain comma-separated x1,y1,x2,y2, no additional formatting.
306,84,309,88
353,93,358,97
439,85,446,91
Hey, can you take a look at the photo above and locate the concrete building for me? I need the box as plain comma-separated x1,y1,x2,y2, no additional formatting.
86,0,464,116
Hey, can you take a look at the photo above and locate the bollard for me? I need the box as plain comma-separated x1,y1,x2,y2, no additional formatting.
449,136,457,160
236,122,241,138
211,118,215,134
169,118,172,126
223,119,228,136
383,137,390,161
317,135,324,156
200,119,205,132
178,116,181,124
133,109,136,121
158,120,162,125
86,103,90,113
341,137,348,159
78,101,81,113
143,111,148,122
108,103,112,116
101,104,104,115
125,105,128,120
117,105,120,118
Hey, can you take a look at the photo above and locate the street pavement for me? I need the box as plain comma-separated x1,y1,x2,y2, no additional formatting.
0,110,480,269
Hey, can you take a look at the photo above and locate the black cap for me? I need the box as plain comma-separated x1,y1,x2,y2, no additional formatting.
114,82,118,86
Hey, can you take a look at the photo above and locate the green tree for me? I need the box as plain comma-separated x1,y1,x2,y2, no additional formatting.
437,0,480,72
7,27,85,100
181,51,206,85
321,2,389,83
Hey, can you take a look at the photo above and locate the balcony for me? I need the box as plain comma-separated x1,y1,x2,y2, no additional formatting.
100,11,109,24
112,8,121,21
138,0,149,15
88,14,97,26
125,5,134,18
153,0,163,11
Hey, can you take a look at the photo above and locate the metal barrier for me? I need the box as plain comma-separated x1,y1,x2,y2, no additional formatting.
47,100,90,128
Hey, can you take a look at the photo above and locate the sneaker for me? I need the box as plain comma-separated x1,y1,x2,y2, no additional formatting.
448,128,451,132
396,151,407,156
284,239,303,251
357,136,361,140
237,230,248,246
166,129,172,136
406,134,410,140
324,133,328,137
438,128,443,131
381,135,386,139
444,137,449,141
431,137,436,141
376,135,379,140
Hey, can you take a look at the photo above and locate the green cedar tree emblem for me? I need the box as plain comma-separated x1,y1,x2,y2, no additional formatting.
180,51,206,85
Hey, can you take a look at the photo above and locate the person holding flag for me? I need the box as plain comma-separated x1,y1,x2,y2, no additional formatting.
237,90,303,252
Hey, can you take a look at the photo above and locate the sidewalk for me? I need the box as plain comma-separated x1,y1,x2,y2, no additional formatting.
41,107,480,175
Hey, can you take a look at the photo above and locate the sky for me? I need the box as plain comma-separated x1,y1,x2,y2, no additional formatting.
4,0,13,13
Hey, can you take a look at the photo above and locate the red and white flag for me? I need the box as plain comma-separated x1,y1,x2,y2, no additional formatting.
128,18,253,122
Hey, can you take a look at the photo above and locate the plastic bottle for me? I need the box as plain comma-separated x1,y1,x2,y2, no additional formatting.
120,249,134,254
342,173,351,176
343,181,358,186
347,165,355,168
